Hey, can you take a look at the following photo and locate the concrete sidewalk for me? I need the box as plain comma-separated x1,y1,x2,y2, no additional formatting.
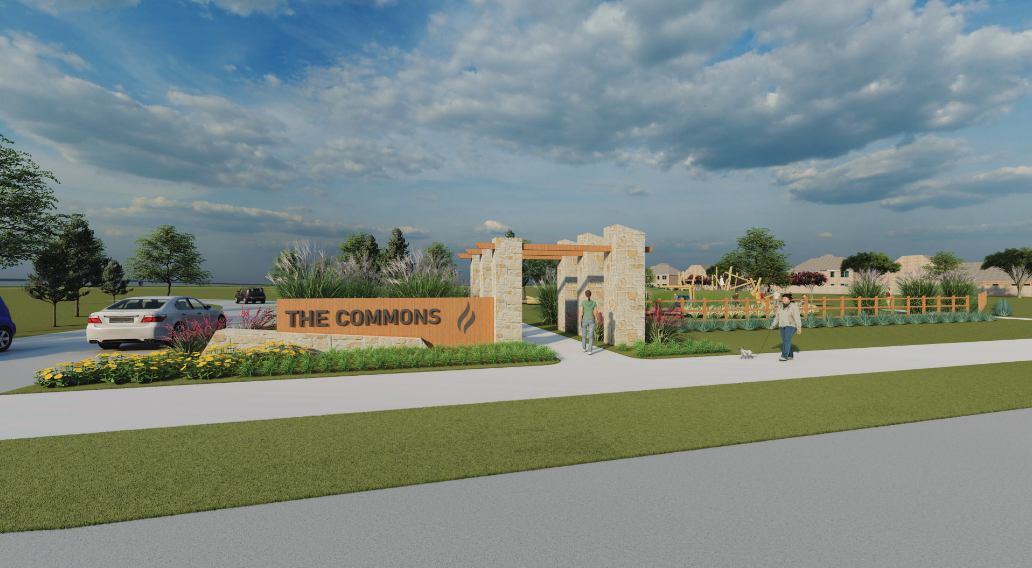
2,324,1031,441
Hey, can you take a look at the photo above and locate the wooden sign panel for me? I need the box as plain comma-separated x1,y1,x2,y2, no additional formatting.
277,298,495,346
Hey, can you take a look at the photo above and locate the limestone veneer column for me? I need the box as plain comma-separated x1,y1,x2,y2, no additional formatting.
480,248,493,301
470,255,481,297
556,239,578,334
491,237,523,342
603,225,645,345
577,233,605,336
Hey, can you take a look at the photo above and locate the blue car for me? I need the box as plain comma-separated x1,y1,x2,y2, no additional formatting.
0,294,15,352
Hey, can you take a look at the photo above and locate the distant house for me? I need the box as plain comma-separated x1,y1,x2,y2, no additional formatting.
789,254,851,293
650,263,681,287
789,253,1029,297
684,265,711,279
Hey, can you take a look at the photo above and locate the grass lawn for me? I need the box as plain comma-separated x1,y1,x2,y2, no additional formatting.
2,360,559,395
4,359,1032,533
0,286,267,338
523,304,1032,358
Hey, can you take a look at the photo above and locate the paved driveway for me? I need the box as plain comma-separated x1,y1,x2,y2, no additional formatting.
0,300,273,393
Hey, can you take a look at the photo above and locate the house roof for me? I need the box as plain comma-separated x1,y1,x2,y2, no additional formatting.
793,254,845,272
963,262,1013,283
650,263,680,276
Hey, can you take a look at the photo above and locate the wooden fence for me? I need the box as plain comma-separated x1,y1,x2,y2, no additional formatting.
649,296,973,320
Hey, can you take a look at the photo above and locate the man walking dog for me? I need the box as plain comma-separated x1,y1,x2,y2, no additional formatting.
770,293,802,361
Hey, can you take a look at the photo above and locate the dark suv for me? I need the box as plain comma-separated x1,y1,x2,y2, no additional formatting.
234,287,266,304
0,294,16,352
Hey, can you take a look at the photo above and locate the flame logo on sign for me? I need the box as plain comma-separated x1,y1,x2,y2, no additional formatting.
457,302,476,334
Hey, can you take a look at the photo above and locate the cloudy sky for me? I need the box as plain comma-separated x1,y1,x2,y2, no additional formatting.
2,0,1032,284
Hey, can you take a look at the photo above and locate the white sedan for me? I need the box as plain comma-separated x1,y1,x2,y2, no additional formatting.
86,296,226,349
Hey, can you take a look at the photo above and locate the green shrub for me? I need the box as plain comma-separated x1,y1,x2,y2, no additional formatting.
822,316,839,328
909,314,926,325
993,299,1014,317
841,315,856,327
536,274,559,326
875,314,893,325
856,313,874,326
617,342,629,351
718,319,738,332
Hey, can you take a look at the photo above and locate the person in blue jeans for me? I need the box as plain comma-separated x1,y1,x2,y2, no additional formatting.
770,293,802,361
581,290,598,354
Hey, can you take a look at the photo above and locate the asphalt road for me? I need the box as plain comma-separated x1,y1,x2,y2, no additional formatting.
2,406,1030,567
0,300,273,393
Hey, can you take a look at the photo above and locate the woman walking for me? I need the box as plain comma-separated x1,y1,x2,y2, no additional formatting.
581,290,598,354
770,293,802,361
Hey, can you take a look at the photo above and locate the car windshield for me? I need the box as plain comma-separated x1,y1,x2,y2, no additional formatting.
107,298,167,310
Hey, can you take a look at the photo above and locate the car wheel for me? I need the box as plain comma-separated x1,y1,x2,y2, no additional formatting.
0,326,11,352
217,315,227,329
98,341,120,349
260,300,265,304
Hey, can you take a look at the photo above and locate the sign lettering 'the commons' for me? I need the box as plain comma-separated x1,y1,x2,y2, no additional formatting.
276,298,494,346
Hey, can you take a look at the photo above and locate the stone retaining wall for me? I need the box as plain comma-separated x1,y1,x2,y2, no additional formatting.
204,328,427,354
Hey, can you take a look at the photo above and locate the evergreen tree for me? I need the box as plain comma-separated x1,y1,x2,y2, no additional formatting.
23,239,77,327
99,259,133,303
504,228,516,238
382,227,410,265
57,214,107,316
339,232,380,265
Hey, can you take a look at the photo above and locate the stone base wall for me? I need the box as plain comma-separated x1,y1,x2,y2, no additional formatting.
205,328,427,354
492,237,523,342
603,225,646,345
556,239,578,334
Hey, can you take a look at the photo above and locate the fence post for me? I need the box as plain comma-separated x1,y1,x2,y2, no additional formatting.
702,298,707,320
724,298,729,320
922,297,927,314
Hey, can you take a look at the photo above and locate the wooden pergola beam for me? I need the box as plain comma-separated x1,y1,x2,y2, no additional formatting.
465,248,482,255
470,243,652,254
458,253,473,259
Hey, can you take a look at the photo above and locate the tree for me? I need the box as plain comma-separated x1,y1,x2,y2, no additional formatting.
1,133,65,268
425,242,456,270
23,239,77,327
840,252,902,276
924,251,964,278
338,232,380,265
790,271,829,295
381,227,409,266
125,225,212,295
57,214,107,317
99,259,133,304
645,266,656,286
504,229,516,238
982,248,1032,298
711,228,792,286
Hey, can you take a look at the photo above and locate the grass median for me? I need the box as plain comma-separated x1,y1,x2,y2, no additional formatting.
4,359,1032,533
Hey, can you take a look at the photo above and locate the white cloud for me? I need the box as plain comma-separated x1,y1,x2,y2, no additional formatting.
475,220,510,233
86,196,415,238
773,135,1032,210
224,64,237,72
0,34,296,190
304,137,443,180
613,183,652,196
816,232,833,239
17,0,138,14
301,0,1032,172
774,136,971,205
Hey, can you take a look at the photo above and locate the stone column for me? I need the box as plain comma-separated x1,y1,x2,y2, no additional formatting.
479,248,493,300
603,225,645,345
469,255,481,297
491,237,523,342
556,239,578,334
576,233,605,337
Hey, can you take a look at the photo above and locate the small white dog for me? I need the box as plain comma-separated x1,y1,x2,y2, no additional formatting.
739,347,755,359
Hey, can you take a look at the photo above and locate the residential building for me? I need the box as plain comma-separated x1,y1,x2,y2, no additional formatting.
650,263,680,287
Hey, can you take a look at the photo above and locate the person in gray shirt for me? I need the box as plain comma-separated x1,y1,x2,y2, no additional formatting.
770,293,802,361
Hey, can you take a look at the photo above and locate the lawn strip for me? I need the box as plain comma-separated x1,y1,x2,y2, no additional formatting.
3,360,1032,533
1,360,559,395
523,304,1032,359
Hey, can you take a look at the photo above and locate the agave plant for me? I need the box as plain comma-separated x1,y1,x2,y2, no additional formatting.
909,314,926,324
954,311,971,323
892,314,908,325
822,316,839,328
742,318,762,331
856,313,874,326
719,319,738,332
841,315,856,327
875,314,893,325
697,320,717,332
